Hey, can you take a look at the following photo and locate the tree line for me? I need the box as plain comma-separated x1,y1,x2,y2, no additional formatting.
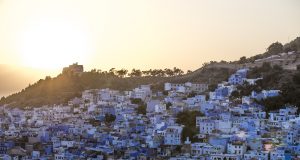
237,37,300,64
88,67,191,78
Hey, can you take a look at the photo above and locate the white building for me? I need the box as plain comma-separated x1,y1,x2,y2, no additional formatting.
270,148,285,160
164,126,183,145
269,106,298,122
98,88,119,101
228,68,248,85
215,120,232,134
82,89,98,104
243,150,269,160
227,140,247,155
131,85,152,101
210,154,241,160
164,82,208,93
191,143,222,156
251,90,280,100
55,154,65,160
198,119,215,134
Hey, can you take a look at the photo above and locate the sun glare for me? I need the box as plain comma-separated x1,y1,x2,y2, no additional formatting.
18,20,90,69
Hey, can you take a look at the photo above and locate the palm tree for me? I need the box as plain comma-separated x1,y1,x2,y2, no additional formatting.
142,70,151,76
109,68,116,76
173,67,184,76
157,69,165,77
150,69,160,76
186,70,192,74
116,69,128,78
129,69,142,77
164,68,174,77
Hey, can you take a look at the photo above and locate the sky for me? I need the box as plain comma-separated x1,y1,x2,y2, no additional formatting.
0,0,300,73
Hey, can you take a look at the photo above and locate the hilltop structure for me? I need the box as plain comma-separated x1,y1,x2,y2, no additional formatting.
62,63,84,74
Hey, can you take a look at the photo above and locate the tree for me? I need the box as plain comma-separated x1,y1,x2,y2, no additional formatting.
173,67,184,76
130,98,143,104
297,64,300,71
176,110,204,142
166,102,172,110
284,37,300,52
261,62,272,72
105,114,116,123
158,69,166,77
116,69,128,78
129,69,142,77
220,60,228,64
230,90,240,99
44,76,52,81
150,69,159,76
273,64,283,71
136,105,147,115
162,91,168,96
266,42,283,56
239,56,247,64
186,70,193,74
164,68,174,77
142,70,151,76
109,68,116,76
208,84,217,92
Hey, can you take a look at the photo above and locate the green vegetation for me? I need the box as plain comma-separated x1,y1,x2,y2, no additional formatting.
104,114,116,124
130,98,143,105
130,98,147,115
135,105,147,115
176,110,204,142
229,62,300,112
166,102,172,110
106,67,185,77
259,69,300,112
89,118,101,127
237,37,300,64
249,63,289,88
283,37,300,53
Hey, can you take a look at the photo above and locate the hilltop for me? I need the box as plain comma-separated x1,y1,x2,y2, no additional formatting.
235,37,300,69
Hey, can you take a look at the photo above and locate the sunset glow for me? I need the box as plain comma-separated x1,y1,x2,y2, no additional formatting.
18,20,90,69
0,0,299,71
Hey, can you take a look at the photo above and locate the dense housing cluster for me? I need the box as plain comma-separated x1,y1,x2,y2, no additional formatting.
0,68,299,160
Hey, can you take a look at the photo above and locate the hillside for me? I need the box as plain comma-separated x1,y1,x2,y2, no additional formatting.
235,37,300,69
0,66,234,107
231,62,300,112
199,37,300,70
0,73,164,107
1,36,300,108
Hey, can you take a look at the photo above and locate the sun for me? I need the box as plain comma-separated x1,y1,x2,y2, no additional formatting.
18,20,90,69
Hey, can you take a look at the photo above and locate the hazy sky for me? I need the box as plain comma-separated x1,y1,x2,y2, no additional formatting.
0,0,300,73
